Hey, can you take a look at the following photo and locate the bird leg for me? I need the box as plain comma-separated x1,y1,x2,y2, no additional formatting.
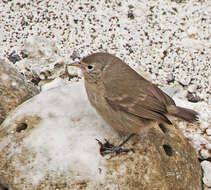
96,133,135,156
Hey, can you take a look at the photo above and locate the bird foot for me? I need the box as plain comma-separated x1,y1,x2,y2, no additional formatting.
96,138,134,156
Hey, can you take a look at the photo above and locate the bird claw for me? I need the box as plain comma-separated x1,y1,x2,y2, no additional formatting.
96,138,134,156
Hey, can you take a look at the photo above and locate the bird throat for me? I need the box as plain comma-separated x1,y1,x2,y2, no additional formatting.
84,72,103,85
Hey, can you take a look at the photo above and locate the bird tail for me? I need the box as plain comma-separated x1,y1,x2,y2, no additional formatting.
167,105,199,122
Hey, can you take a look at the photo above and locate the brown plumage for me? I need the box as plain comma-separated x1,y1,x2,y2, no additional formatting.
70,52,198,134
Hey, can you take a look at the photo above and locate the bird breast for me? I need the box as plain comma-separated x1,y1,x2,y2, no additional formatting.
84,81,146,134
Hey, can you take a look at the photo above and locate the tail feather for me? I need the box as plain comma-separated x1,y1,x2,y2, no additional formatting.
167,105,199,122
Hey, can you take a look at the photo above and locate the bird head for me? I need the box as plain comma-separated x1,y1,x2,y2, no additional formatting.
69,52,116,83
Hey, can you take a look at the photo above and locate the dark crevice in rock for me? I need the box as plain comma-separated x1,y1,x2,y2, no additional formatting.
159,123,167,133
163,144,173,156
198,157,211,163
16,123,28,132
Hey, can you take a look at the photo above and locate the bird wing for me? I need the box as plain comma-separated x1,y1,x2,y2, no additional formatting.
103,64,175,124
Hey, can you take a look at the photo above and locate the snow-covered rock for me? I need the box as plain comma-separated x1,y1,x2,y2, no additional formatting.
0,80,202,189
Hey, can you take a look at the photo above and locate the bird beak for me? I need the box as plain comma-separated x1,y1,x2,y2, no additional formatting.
68,61,84,69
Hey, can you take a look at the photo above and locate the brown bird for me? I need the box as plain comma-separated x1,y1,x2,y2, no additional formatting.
69,52,198,155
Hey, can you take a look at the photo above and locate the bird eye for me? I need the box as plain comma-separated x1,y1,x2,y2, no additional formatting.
87,65,93,70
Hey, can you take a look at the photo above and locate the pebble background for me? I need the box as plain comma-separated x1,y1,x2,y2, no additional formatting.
0,0,210,102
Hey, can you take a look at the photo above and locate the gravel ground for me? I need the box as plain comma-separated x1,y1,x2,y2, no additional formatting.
0,0,210,100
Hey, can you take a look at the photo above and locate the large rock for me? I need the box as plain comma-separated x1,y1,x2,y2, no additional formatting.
0,80,202,190
0,60,40,124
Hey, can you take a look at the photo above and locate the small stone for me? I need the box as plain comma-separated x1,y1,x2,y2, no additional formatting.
161,83,182,97
70,50,80,60
188,84,197,93
170,0,187,3
8,51,21,64
20,51,28,59
166,73,175,84
187,91,201,103
187,26,198,38
128,11,135,19
205,128,211,136
201,161,211,187
200,149,211,160
128,5,134,9
31,76,41,86
179,77,191,86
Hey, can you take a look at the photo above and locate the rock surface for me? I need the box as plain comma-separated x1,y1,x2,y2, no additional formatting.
0,80,202,190
0,60,40,124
